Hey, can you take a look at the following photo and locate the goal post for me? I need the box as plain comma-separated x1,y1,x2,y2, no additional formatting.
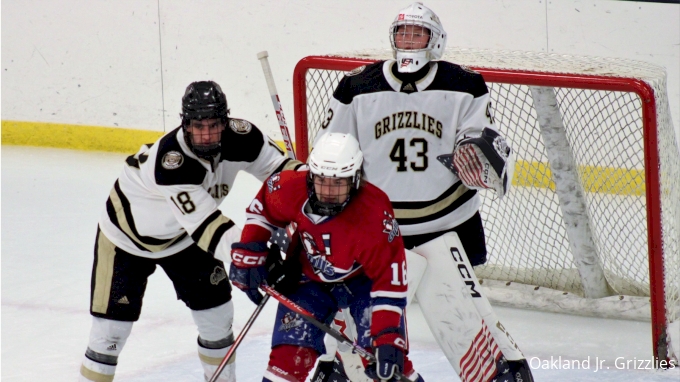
291,48,679,363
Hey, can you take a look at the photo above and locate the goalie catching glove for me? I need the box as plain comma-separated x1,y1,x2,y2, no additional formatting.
438,127,513,198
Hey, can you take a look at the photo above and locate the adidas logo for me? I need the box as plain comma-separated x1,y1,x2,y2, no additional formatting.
106,344,117,351
117,296,130,304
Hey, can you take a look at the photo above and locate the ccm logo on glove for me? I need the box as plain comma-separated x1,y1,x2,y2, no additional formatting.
232,252,267,266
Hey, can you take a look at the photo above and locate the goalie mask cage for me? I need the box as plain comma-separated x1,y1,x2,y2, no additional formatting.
291,48,679,363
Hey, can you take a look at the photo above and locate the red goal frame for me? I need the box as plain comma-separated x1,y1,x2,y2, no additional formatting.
292,55,666,360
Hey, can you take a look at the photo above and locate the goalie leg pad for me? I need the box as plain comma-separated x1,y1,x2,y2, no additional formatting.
412,232,526,377
406,249,428,305
79,316,133,381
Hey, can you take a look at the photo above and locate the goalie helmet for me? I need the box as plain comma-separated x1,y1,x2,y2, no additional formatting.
307,133,363,216
180,81,229,157
389,2,447,73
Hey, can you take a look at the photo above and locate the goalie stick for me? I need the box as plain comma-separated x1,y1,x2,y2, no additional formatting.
208,294,270,382
257,50,297,160
261,285,415,382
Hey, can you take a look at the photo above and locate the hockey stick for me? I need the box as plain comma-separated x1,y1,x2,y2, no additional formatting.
261,285,415,382
257,51,297,160
208,294,270,382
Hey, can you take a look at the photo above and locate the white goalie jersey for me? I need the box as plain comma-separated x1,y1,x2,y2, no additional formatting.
99,119,298,259
316,60,501,236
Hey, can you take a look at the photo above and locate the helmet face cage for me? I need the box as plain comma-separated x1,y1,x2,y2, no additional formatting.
389,20,439,53
184,119,225,157
180,81,229,157
306,172,360,217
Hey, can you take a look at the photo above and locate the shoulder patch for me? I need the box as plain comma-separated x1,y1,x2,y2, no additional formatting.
266,173,282,193
229,119,252,134
161,151,184,170
155,128,206,186
382,211,400,243
345,65,366,77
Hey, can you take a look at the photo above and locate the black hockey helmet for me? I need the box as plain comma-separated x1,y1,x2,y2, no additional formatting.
180,81,229,157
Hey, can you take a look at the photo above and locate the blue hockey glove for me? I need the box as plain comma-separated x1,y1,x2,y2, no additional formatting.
365,329,405,381
229,242,269,304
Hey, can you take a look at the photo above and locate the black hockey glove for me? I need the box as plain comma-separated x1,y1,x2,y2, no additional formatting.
265,243,302,296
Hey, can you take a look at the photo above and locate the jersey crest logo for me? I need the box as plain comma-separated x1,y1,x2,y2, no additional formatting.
267,173,281,193
229,119,252,134
301,231,335,276
382,211,400,243
345,65,366,77
162,151,184,170
279,312,304,332
209,266,227,285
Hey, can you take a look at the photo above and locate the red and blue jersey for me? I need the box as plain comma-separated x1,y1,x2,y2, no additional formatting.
242,170,408,333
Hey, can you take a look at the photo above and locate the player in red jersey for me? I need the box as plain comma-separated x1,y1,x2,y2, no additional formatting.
229,133,424,382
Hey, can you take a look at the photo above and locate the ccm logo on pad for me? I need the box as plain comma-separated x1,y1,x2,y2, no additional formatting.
450,247,482,298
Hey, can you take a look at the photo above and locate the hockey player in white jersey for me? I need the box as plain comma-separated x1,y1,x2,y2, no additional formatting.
78,81,302,382
310,3,533,382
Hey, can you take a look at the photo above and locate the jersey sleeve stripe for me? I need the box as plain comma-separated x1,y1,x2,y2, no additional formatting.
106,181,187,252
370,292,408,301
371,305,404,315
267,139,285,155
371,296,407,310
277,158,305,172
391,182,477,225
191,211,235,254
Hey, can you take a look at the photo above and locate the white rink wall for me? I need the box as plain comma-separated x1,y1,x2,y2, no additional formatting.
2,0,679,142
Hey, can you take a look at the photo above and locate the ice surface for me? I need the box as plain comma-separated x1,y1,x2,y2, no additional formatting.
2,146,678,381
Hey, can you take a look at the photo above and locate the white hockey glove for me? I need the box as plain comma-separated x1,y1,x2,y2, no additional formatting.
437,128,513,198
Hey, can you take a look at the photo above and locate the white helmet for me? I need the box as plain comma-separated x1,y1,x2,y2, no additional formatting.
307,133,363,216
389,2,447,73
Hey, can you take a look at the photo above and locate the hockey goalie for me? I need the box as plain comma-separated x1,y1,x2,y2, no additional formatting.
310,2,533,382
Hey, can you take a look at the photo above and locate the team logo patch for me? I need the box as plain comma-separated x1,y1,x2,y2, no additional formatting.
493,136,510,160
302,232,335,276
210,266,227,285
267,173,281,193
162,151,184,169
400,58,413,68
382,212,400,242
229,119,252,134
279,312,304,332
345,65,366,77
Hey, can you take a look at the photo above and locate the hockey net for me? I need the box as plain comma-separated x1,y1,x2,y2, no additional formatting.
291,48,679,362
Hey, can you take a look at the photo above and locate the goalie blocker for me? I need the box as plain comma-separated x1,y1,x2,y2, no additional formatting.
438,127,514,198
